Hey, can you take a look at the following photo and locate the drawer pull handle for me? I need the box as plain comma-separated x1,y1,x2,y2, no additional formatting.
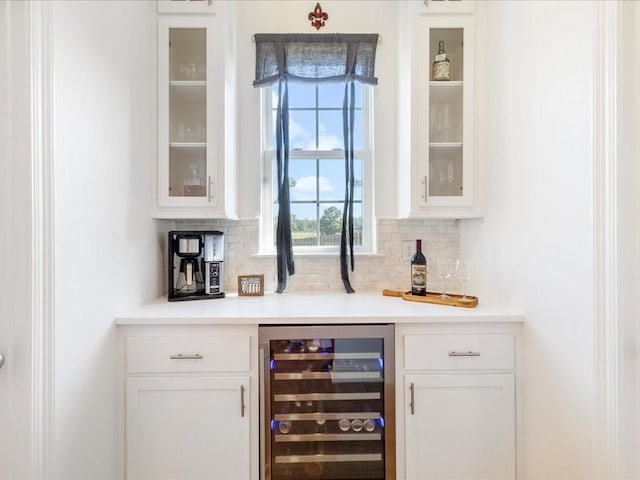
240,385,246,418
448,351,481,357
169,353,204,360
409,382,415,415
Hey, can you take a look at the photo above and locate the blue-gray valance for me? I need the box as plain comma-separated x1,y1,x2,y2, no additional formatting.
253,33,379,86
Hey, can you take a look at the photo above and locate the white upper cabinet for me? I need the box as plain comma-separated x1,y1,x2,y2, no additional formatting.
157,0,216,14
422,0,475,14
155,5,237,219
398,3,479,218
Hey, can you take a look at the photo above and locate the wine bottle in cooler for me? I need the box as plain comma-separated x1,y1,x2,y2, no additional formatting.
411,239,427,296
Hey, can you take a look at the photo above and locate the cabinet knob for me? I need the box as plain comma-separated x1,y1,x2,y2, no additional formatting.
0,353,5,370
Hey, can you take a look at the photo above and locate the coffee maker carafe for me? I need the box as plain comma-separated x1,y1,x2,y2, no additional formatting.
168,231,225,301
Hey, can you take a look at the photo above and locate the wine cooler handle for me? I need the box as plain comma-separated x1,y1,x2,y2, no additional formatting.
240,384,246,418
409,382,415,415
258,347,267,480
208,176,213,203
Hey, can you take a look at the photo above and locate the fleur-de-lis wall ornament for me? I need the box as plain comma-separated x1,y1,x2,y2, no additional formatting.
308,2,328,30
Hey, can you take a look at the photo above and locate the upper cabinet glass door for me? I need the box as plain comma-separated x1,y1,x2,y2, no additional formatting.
157,16,218,210
428,28,464,199
169,28,207,199
155,4,237,220
416,16,474,209
157,0,216,14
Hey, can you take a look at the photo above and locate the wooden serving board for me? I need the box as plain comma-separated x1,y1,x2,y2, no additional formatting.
382,289,478,308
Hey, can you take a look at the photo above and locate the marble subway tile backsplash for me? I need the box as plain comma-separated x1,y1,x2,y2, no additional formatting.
175,218,458,293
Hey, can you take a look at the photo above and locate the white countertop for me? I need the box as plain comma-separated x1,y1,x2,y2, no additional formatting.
115,292,525,325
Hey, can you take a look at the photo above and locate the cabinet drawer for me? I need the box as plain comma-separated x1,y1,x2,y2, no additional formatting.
127,335,250,374
404,334,513,371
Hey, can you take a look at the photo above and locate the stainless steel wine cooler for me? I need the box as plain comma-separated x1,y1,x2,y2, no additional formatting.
259,325,395,480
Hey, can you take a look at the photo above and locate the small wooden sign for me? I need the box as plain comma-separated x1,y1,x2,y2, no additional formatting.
238,274,264,296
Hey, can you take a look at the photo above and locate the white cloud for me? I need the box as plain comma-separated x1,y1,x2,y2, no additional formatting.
308,123,343,150
291,175,334,200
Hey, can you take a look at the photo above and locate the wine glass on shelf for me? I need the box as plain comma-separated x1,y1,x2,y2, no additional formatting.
435,258,453,299
454,258,473,302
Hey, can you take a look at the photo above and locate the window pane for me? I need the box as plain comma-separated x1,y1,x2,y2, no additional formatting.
317,110,344,150
289,159,317,201
287,83,317,109
318,110,363,150
289,110,316,149
318,83,362,108
318,203,343,246
318,158,362,202
318,158,345,202
290,203,318,247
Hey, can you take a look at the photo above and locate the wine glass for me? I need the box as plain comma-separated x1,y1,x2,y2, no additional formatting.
435,258,453,299
454,258,473,302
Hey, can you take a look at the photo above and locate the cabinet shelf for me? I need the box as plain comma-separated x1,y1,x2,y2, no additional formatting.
275,433,382,443
170,142,206,148
275,453,382,464
274,352,380,361
273,392,381,402
429,80,463,88
169,80,206,87
274,412,380,421
274,372,381,381
429,142,463,148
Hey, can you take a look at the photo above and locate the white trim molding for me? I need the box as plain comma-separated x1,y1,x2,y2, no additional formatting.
29,1,55,478
593,1,620,478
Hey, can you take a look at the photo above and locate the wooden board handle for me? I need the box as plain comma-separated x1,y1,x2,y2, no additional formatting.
382,289,405,297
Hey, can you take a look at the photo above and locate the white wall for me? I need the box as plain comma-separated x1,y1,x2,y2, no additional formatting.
0,2,34,477
617,1,640,476
234,0,400,220
51,1,161,478
461,1,596,478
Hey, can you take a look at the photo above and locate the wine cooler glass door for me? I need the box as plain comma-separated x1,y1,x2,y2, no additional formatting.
259,325,395,480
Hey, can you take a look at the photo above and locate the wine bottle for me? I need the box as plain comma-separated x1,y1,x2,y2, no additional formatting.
432,40,451,81
411,239,427,296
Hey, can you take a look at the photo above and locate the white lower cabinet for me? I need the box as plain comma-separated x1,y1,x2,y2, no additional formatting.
405,373,515,480
398,327,518,480
127,376,249,480
120,325,258,480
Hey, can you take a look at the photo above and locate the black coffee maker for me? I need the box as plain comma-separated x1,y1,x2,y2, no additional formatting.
168,230,225,301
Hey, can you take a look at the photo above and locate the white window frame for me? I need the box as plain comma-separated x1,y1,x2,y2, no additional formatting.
259,84,375,255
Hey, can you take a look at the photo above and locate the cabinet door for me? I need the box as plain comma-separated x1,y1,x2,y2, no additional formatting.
157,16,219,211
157,0,215,14
126,376,250,480
404,374,515,480
417,16,474,208
423,0,475,14
401,12,478,218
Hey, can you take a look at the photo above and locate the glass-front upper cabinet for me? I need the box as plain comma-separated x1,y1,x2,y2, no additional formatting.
157,0,215,14
156,9,236,219
399,8,478,217
422,0,475,14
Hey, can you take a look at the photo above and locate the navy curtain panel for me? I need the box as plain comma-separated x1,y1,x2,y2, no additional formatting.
253,33,379,293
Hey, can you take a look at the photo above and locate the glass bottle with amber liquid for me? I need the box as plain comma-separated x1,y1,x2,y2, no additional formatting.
432,40,451,81
411,239,427,296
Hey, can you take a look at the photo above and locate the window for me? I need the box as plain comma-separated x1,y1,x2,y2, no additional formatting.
261,82,374,253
